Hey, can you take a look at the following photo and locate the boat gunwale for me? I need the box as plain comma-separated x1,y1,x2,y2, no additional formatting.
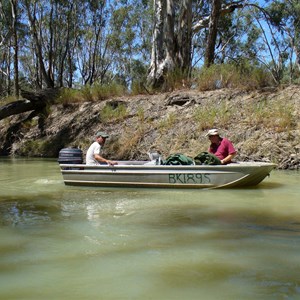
59,162,277,170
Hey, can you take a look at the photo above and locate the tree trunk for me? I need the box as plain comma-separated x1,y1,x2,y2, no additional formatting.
165,0,176,69
0,100,43,120
176,0,192,73
147,1,255,88
10,0,19,96
0,88,60,121
147,0,166,88
7,43,12,96
24,0,54,88
204,0,222,67
148,0,192,89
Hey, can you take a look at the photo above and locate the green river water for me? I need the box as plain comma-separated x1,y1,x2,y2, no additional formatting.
0,158,300,300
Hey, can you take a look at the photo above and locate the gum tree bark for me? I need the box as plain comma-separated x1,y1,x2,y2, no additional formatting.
147,1,245,89
10,0,19,96
204,0,222,67
147,0,167,88
176,0,192,74
147,0,192,88
24,0,54,88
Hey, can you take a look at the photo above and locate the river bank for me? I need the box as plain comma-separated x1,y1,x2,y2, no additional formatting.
0,85,299,169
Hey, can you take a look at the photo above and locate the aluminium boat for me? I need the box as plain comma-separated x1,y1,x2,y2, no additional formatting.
59,161,276,189
58,148,276,189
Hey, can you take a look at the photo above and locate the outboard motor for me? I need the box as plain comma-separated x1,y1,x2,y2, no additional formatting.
58,148,83,165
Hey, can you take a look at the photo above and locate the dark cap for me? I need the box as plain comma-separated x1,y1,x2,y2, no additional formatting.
96,131,109,138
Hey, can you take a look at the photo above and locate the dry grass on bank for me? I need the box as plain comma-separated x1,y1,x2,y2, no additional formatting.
197,64,273,91
55,83,126,106
193,97,296,133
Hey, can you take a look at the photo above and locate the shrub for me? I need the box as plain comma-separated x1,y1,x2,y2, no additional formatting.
100,103,128,123
163,68,191,91
197,63,274,91
93,83,126,101
18,139,52,156
249,100,296,132
56,88,83,105
158,112,177,133
193,103,231,130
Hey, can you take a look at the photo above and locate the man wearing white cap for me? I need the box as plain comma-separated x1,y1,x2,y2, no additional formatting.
86,131,118,166
205,129,237,164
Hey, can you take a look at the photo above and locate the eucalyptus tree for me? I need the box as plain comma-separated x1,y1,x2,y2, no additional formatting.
75,0,109,86
0,0,23,96
0,0,12,96
52,1,81,88
23,0,84,88
204,0,221,67
74,0,150,87
230,1,297,84
107,0,152,87
147,0,248,88
9,0,19,96
148,0,192,88
23,0,53,88
266,0,300,81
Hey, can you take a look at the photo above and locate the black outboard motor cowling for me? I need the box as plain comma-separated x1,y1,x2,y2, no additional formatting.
58,148,83,164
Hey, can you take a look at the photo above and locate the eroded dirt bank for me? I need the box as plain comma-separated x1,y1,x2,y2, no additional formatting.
0,86,299,169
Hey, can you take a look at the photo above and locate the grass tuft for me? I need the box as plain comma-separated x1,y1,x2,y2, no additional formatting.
100,103,128,123
197,63,274,91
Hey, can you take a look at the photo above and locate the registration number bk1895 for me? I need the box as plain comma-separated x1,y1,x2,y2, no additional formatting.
169,173,211,184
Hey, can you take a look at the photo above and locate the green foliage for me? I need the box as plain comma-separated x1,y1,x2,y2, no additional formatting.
197,63,274,91
100,103,128,123
192,94,296,134
55,89,83,105
131,82,144,95
1,0,299,95
193,103,231,131
193,106,217,130
267,1,288,26
55,84,126,105
158,113,177,133
80,86,94,102
136,107,145,123
92,83,126,101
249,100,296,132
163,68,191,91
22,118,38,130
130,59,149,95
19,139,52,156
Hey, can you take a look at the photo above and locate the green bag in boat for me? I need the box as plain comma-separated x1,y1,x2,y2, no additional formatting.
163,153,195,165
194,152,221,165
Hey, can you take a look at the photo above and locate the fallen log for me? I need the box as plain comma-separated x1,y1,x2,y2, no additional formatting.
0,88,60,121
20,88,60,102
0,100,45,121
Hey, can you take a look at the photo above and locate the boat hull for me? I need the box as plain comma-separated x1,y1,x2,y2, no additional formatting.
59,162,276,189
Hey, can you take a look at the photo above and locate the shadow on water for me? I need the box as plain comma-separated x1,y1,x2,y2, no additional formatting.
237,181,285,190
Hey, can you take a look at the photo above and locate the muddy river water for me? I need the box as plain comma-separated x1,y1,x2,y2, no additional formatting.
0,158,299,300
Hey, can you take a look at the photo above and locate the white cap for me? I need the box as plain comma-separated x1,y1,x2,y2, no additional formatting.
205,129,219,137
